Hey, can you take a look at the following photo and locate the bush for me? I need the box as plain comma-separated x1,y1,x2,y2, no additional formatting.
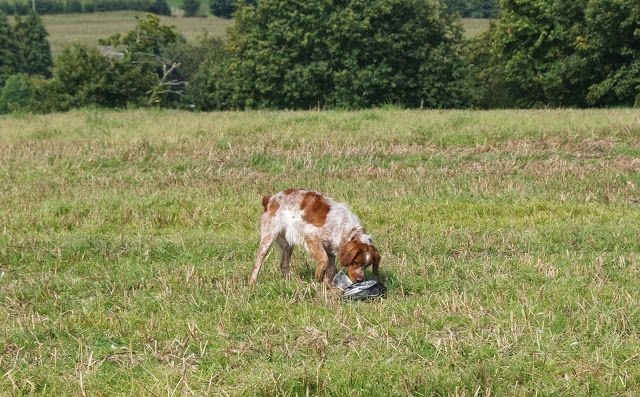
54,43,156,108
0,73,62,113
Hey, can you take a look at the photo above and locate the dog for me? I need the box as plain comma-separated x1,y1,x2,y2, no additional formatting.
249,189,380,286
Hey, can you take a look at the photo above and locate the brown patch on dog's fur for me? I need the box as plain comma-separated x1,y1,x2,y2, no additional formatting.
261,195,271,212
283,188,299,195
268,200,279,215
261,195,280,215
300,191,330,227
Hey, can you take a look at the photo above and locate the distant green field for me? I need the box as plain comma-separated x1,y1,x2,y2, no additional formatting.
1,108,639,395
462,17,490,37
42,11,232,55
40,12,487,56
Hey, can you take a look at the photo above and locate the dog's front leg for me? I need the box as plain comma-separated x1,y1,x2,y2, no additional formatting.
305,237,330,283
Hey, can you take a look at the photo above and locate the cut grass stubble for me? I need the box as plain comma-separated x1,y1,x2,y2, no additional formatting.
1,108,640,395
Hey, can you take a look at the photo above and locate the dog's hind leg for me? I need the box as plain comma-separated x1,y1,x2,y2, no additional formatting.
277,237,294,279
249,225,278,286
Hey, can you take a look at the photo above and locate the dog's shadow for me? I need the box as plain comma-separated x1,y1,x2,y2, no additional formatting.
295,259,316,280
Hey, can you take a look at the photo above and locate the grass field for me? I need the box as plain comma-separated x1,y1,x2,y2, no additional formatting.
42,12,233,55
40,12,487,56
461,18,490,37
1,108,640,395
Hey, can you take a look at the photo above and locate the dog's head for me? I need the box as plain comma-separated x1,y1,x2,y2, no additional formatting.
339,235,380,283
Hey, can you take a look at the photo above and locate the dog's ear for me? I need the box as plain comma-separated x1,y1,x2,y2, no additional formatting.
339,241,360,267
372,246,381,277
261,195,271,211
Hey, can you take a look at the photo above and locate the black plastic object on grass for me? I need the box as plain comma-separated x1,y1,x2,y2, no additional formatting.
333,271,387,300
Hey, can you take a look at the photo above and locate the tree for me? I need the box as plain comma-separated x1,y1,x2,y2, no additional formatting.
0,11,21,87
14,11,53,78
204,0,467,110
583,0,640,106
469,0,591,108
181,0,200,17
469,0,639,108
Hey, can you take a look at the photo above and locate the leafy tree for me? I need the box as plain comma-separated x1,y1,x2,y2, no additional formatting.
14,11,53,78
0,11,21,87
470,0,591,108
181,0,200,17
470,0,639,108
205,0,467,110
102,13,182,55
584,0,640,106
54,43,159,108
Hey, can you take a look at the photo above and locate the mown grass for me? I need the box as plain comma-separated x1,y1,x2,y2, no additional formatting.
1,108,639,395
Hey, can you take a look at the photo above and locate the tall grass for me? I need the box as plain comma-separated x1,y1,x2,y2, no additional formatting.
1,108,639,395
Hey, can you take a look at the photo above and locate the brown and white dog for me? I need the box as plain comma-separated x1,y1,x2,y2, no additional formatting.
249,189,380,286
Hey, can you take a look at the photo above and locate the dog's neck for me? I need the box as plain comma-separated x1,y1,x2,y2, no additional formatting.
344,227,372,245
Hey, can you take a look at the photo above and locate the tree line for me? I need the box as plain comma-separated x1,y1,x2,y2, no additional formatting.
0,0,638,114
1,0,498,18
0,0,170,15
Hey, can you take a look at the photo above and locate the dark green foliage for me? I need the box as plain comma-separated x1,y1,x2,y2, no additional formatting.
210,0,256,18
53,43,158,108
209,0,235,18
469,0,639,108
584,0,640,106
479,0,590,107
14,12,53,78
184,38,232,109
35,0,65,14
147,0,171,16
0,11,21,87
66,0,83,13
444,0,498,18
101,13,183,55
0,0,172,15
0,74,31,113
200,0,468,110
181,0,200,17
0,73,61,113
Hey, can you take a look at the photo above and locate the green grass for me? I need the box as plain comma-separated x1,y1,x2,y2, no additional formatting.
1,108,639,395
